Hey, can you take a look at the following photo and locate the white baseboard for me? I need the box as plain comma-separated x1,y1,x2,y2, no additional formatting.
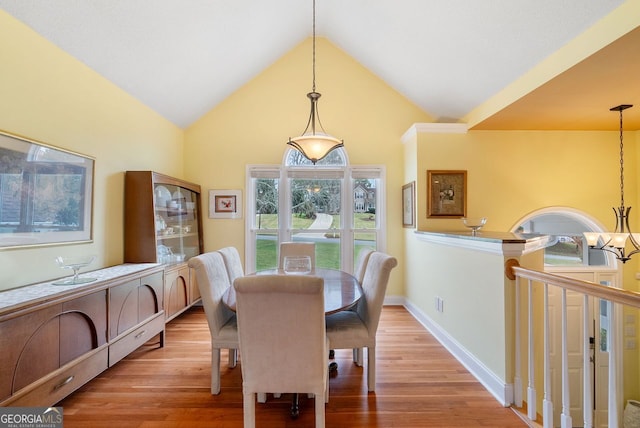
386,296,513,406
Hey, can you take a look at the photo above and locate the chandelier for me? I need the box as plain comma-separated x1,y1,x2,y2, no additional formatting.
287,0,344,164
584,104,637,263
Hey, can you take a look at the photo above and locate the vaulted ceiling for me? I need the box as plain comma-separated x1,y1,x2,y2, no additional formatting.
1,1,638,131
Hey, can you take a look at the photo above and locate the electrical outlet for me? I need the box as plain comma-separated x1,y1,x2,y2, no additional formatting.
434,297,444,313
626,338,636,350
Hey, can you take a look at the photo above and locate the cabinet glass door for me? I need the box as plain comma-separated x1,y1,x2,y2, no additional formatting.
154,184,199,263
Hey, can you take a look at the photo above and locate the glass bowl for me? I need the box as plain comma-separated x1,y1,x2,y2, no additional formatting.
52,255,97,285
462,217,487,235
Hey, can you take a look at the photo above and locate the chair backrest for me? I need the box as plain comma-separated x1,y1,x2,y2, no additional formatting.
356,252,398,338
278,242,316,269
234,274,326,394
217,246,245,283
187,252,234,336
354,248,374,284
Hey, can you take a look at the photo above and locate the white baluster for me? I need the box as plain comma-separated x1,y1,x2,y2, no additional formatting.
583,294,593,428
560,288,573,428
527,278,537,421
514,276,522,407
543,283,553,428
608,301,619,427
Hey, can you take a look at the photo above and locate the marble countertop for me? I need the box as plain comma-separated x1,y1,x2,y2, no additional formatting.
415,229,550,243
0,263,161,313
414,230,552,257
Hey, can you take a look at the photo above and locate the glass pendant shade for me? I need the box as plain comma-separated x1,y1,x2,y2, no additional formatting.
288,134,343,164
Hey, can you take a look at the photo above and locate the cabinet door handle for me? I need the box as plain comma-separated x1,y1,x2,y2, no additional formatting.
135,330,147,339
53,375,74,391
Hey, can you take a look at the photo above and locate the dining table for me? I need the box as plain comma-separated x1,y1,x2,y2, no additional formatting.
222,267,363,419
222,267,363,315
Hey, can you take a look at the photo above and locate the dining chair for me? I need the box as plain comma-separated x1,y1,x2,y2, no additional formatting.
349,248,375,365
278,242,316,270
234,274,328,428
354,248,374,284
217,246,245,283
187,251,239,395
325,251,397,392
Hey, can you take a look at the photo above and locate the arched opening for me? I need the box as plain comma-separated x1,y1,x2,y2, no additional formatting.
512,206,617,268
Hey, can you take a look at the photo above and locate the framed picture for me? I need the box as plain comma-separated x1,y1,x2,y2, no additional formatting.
402,181,415,228
427,170,467,218
209,189,243,219
0,130,94,249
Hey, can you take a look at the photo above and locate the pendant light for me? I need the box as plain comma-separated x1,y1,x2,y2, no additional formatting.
287,0,344,164
584,104,638,263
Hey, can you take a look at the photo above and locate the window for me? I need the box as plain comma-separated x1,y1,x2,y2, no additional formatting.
246,148,385,275
515,209,612,267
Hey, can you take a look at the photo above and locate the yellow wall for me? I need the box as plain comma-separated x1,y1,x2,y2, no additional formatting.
406,127,640,406
0,10,183,290
184,37,432,296
415,129,639,287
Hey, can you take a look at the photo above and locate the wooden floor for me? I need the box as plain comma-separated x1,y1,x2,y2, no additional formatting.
58,305,528,427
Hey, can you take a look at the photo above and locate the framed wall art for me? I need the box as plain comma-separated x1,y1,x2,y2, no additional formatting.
0,130,94,249
402,181,415,228
209,189,243,219
427,170,467,218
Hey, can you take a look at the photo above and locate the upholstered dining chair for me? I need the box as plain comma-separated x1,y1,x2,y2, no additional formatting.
278,242,316,270
325,251,397,392
349,248,375,365
354,248,374,284
217,246,245,283
187,252,239,395
234,274,328,428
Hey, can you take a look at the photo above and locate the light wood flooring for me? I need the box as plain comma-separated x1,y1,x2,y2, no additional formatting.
57,305,528,427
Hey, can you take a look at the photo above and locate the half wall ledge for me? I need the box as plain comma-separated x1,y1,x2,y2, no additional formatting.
414,230,552,258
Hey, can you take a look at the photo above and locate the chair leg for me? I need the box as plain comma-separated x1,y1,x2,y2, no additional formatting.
353,347,363,366
367,346,375,392
228,348,237,368
244,392,256,428
315,391,326,427
211,348,221,394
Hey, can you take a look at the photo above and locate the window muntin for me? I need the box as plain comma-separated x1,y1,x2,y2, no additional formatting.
247,149,384,275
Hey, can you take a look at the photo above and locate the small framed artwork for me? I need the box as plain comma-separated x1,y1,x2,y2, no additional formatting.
427,170,467,218
402,181,415,228
209,189,243,219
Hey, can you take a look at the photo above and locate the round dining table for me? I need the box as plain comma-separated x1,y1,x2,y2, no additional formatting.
222,267,363,315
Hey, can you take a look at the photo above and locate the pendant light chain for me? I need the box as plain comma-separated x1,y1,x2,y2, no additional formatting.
619,108,625,209
312,0,316,93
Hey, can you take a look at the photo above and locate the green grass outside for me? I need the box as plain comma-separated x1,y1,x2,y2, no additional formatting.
254,213,377,271
255,213,377,230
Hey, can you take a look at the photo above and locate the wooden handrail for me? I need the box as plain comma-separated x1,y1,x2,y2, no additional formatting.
512,266,640,309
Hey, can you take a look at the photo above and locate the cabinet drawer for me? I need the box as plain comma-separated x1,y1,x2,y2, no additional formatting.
108,313,165,367
1,346,108,407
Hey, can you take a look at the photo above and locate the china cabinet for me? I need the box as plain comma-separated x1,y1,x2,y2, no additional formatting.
124,171,204,320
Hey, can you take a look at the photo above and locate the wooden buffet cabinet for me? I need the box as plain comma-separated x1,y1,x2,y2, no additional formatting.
124,171,204,321
0,264,164,407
